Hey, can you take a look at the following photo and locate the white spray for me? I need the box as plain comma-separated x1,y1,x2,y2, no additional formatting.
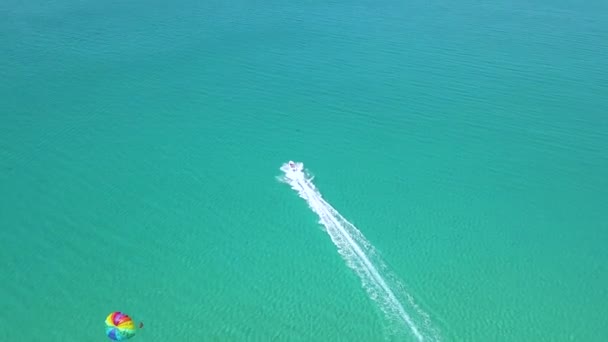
278,161,441,341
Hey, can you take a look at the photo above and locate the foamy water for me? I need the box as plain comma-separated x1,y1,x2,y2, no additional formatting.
279,161,441,341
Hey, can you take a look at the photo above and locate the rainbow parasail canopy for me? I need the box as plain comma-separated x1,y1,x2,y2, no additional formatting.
105,311,138,340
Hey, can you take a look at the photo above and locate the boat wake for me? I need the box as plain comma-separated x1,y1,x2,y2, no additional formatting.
278,161,441,341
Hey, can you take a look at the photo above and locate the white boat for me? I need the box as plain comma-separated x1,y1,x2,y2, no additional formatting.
289,161,303,171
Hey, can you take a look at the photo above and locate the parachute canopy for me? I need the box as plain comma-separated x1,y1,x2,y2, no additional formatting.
105,311,137,340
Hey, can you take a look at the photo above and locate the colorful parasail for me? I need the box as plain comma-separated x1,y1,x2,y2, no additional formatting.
105,311,142,340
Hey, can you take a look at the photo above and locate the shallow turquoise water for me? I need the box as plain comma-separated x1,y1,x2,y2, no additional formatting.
1,0,607,340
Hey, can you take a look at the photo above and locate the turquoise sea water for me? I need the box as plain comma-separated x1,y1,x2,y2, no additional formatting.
2,0,607,340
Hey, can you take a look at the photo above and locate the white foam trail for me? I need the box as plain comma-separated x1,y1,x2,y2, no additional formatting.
278,161,440,341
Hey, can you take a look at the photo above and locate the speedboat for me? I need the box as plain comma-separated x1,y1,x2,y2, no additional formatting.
287,160,303,172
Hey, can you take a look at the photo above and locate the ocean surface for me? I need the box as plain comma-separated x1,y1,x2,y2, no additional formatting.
1,0,607,340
